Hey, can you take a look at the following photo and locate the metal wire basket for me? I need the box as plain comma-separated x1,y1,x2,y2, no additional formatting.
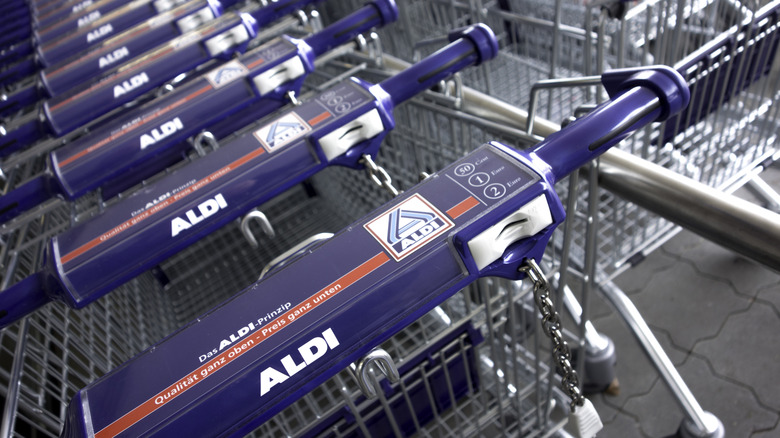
0,0,778,437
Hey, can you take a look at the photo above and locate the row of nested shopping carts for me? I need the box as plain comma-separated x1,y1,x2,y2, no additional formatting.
0,0,777,436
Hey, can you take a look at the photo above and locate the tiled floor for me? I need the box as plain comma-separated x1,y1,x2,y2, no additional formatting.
587,163,780,437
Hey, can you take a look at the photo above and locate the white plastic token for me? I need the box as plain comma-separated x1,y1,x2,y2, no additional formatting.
567,398,603,438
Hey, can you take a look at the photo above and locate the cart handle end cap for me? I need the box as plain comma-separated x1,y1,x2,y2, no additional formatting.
240,12,260,40
601,65,690,122
369,0,399,26
207,0,224,17
448,24,499,65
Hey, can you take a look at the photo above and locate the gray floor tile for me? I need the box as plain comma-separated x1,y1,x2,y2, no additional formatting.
588,310,686,411
627,260,752,351
756,282,780,317
661,230,707,258
692,301,780,412
621,353,778,438
662,236,779,298
596,409,644,438
749,422,780,438
613,250,679,295
620,373,682,438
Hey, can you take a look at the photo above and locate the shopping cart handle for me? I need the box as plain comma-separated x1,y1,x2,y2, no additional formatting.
304,0,398,56
600,65,690,121
531,65,690,183
0,24,496,331
0,0,398,224
0,0,228,115
59,57,688,434
379,23,498,106
0,0,317,156
38,0,226,68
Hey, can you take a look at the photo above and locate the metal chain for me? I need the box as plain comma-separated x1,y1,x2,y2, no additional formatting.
360,154,400,197
520,258,585,412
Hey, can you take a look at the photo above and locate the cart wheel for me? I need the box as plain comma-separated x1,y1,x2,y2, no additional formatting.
677,411,725,438
572,334,617,394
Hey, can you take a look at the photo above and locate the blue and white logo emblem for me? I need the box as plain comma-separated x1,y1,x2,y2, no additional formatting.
365,194,454,261
253,112,310,152
206,60,249,89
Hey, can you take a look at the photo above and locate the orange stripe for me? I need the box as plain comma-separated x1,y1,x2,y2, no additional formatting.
446,196,480,219
308,111,331,126
41,16,102,51
245,58,265,69
49,45,175,112
57,84,212,168
47,25,150,78
94,252,390,438
60,146,265,264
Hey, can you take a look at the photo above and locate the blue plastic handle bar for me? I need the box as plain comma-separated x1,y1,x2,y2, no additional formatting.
36,0,148,45
36,0,222,68
0,40,34,67
0,23,31,52
0,0,224,85
59,64,687,438
0,22,498,333
0,0,325,116
0,0,398,223
0,0,317,156
0,0,227,116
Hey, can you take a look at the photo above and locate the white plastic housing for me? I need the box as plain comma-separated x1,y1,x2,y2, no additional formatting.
204,24,250,56
318,110,385,161
252,57,306,95
467,194,553,270
176,7,216,33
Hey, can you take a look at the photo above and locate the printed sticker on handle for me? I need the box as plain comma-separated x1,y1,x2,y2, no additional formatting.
364,194,454,262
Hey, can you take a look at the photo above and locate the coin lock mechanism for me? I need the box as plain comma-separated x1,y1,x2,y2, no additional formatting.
318,109,385,161
253,57,306,95
467,194,554,270
205,21,251,56
176,6,218,33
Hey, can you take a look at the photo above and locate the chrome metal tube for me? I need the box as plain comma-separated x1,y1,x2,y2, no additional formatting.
598,148,780,273
382,56,780,273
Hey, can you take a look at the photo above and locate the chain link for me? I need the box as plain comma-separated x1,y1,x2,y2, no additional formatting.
520,258,585,412
360,154,400,197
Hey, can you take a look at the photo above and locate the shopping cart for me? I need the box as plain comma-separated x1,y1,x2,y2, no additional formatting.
319,0,780,436
0,1,777,438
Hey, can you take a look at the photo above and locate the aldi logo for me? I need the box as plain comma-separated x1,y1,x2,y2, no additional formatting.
365,194,454,261
254,112,310,152
205,60,248,89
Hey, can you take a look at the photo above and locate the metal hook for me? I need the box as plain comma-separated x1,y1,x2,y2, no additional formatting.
356,33,368,55
156,72,188,97
286,90,301,106
307,10,323,33
441,73,464,110
369,32,384,68
348,348,400,398
190,131,219,157
356,32,384,68
258,233,333,280
294,9,309,28
240,209,276,248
